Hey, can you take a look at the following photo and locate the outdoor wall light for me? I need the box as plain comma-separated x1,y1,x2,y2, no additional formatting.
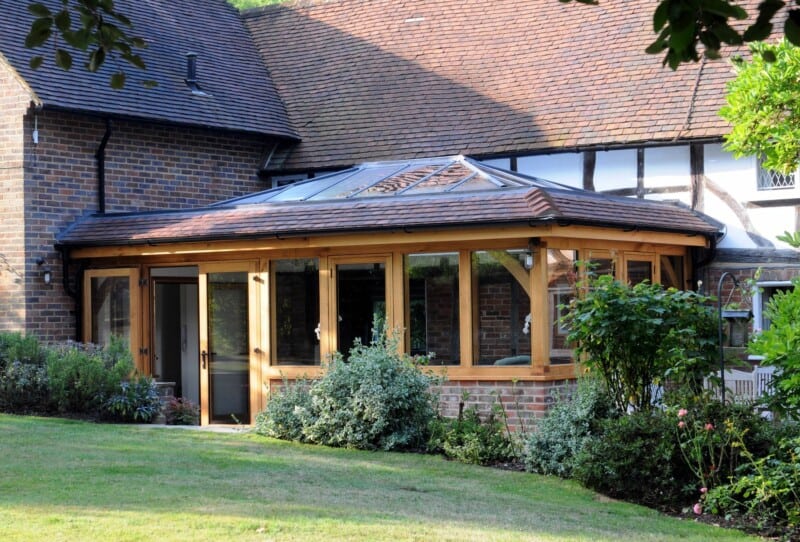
35,257,52,285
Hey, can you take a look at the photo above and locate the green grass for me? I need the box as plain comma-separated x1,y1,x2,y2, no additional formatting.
0,415,757,541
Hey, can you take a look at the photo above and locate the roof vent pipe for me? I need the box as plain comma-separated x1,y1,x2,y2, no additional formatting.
185,52,198,85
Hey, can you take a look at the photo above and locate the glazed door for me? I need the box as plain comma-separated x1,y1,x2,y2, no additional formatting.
198,263,259,425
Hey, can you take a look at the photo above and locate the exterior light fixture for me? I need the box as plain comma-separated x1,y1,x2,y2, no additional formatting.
35,257,52,285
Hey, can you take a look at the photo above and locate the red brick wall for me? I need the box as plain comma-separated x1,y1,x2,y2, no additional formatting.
0,63,31,335
437,379,576,432
10,105,275,343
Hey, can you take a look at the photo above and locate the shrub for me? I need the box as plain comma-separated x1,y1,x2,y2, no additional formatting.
0,332,49,413
706,434,800,537
0,361,49,413
574,409,695,508
258,329,440,451
523,376,615,477
164,397,200,425
0,332,46,369
749,278,800,418
254,379,312,440
46,338,133,414
303,333,440,451
562,275,717,412
104,374,161,423
428,398,519,465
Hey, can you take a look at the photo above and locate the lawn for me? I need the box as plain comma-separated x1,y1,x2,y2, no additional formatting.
0,415,758,542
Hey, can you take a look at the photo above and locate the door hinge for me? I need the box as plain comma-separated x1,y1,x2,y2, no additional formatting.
138,278,148,287
139,347,149,355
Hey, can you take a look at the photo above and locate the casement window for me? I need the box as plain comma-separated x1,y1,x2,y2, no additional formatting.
83,268,140,359
757,159,796,191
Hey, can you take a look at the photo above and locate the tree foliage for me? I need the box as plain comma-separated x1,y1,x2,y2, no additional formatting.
25,0,149,89
562,275,717,412
720,39,800,174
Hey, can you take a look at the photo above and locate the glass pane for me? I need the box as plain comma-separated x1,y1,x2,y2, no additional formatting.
548,250,578,364
273,259,320,366
587,257,614,279
405,253,459,365
627,260,653,285
660,255,684,290
207,272,249,424
337,263,386,355
472,250,531,366
90,275,130,346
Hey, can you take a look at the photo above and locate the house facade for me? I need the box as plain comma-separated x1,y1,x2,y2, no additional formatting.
1,0,794,425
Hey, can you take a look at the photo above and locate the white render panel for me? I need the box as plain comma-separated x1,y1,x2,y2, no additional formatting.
704,143,756,202
480,157,511,170
703,189,758,249
644,191,693,206
594,149,637,191
644,146,691,188
749,206,796,248
517,153,582,187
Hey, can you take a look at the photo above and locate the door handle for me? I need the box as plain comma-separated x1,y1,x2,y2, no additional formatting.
201,350,207,370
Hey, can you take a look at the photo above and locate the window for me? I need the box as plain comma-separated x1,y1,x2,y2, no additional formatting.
472,250,531,366
405,253,460,365
758,159,796,191
548,249,577,364
660,255,685,290
626,259,653,284
752,281,793,333
272,258,320,365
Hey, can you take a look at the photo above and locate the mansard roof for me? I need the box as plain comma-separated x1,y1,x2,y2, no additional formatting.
0,0,298,140
243,0,743,170
57,156,721,248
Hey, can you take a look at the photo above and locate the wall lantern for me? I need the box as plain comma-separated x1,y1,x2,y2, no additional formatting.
35,257,52,285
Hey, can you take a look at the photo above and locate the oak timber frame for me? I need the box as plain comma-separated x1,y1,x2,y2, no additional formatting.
77,225,703,425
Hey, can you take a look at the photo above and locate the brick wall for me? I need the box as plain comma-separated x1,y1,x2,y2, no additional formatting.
0,63,31,335
267,377,577,433
12,107,275,343
437,379,575,433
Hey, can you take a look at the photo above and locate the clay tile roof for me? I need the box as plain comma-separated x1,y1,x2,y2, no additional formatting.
57,156,721,248
243,0,755,170
0,0,297,139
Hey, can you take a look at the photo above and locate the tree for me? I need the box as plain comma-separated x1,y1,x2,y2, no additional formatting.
720,39,800,173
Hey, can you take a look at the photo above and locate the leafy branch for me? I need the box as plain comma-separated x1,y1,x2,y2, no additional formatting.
25,0,151,89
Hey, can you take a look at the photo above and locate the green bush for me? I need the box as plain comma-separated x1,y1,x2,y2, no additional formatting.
0,332,46,369
573,410,694,508
0,361,49,413
428,400,519,465
523,376,616,477
303,333,440,451
257,330,440,451
46,338,134,414
104,374,161,423
0,332,50,413
164,397,200,425
254,379,312,441
750,278,800,417
706,433,800,537
562,276,717,412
